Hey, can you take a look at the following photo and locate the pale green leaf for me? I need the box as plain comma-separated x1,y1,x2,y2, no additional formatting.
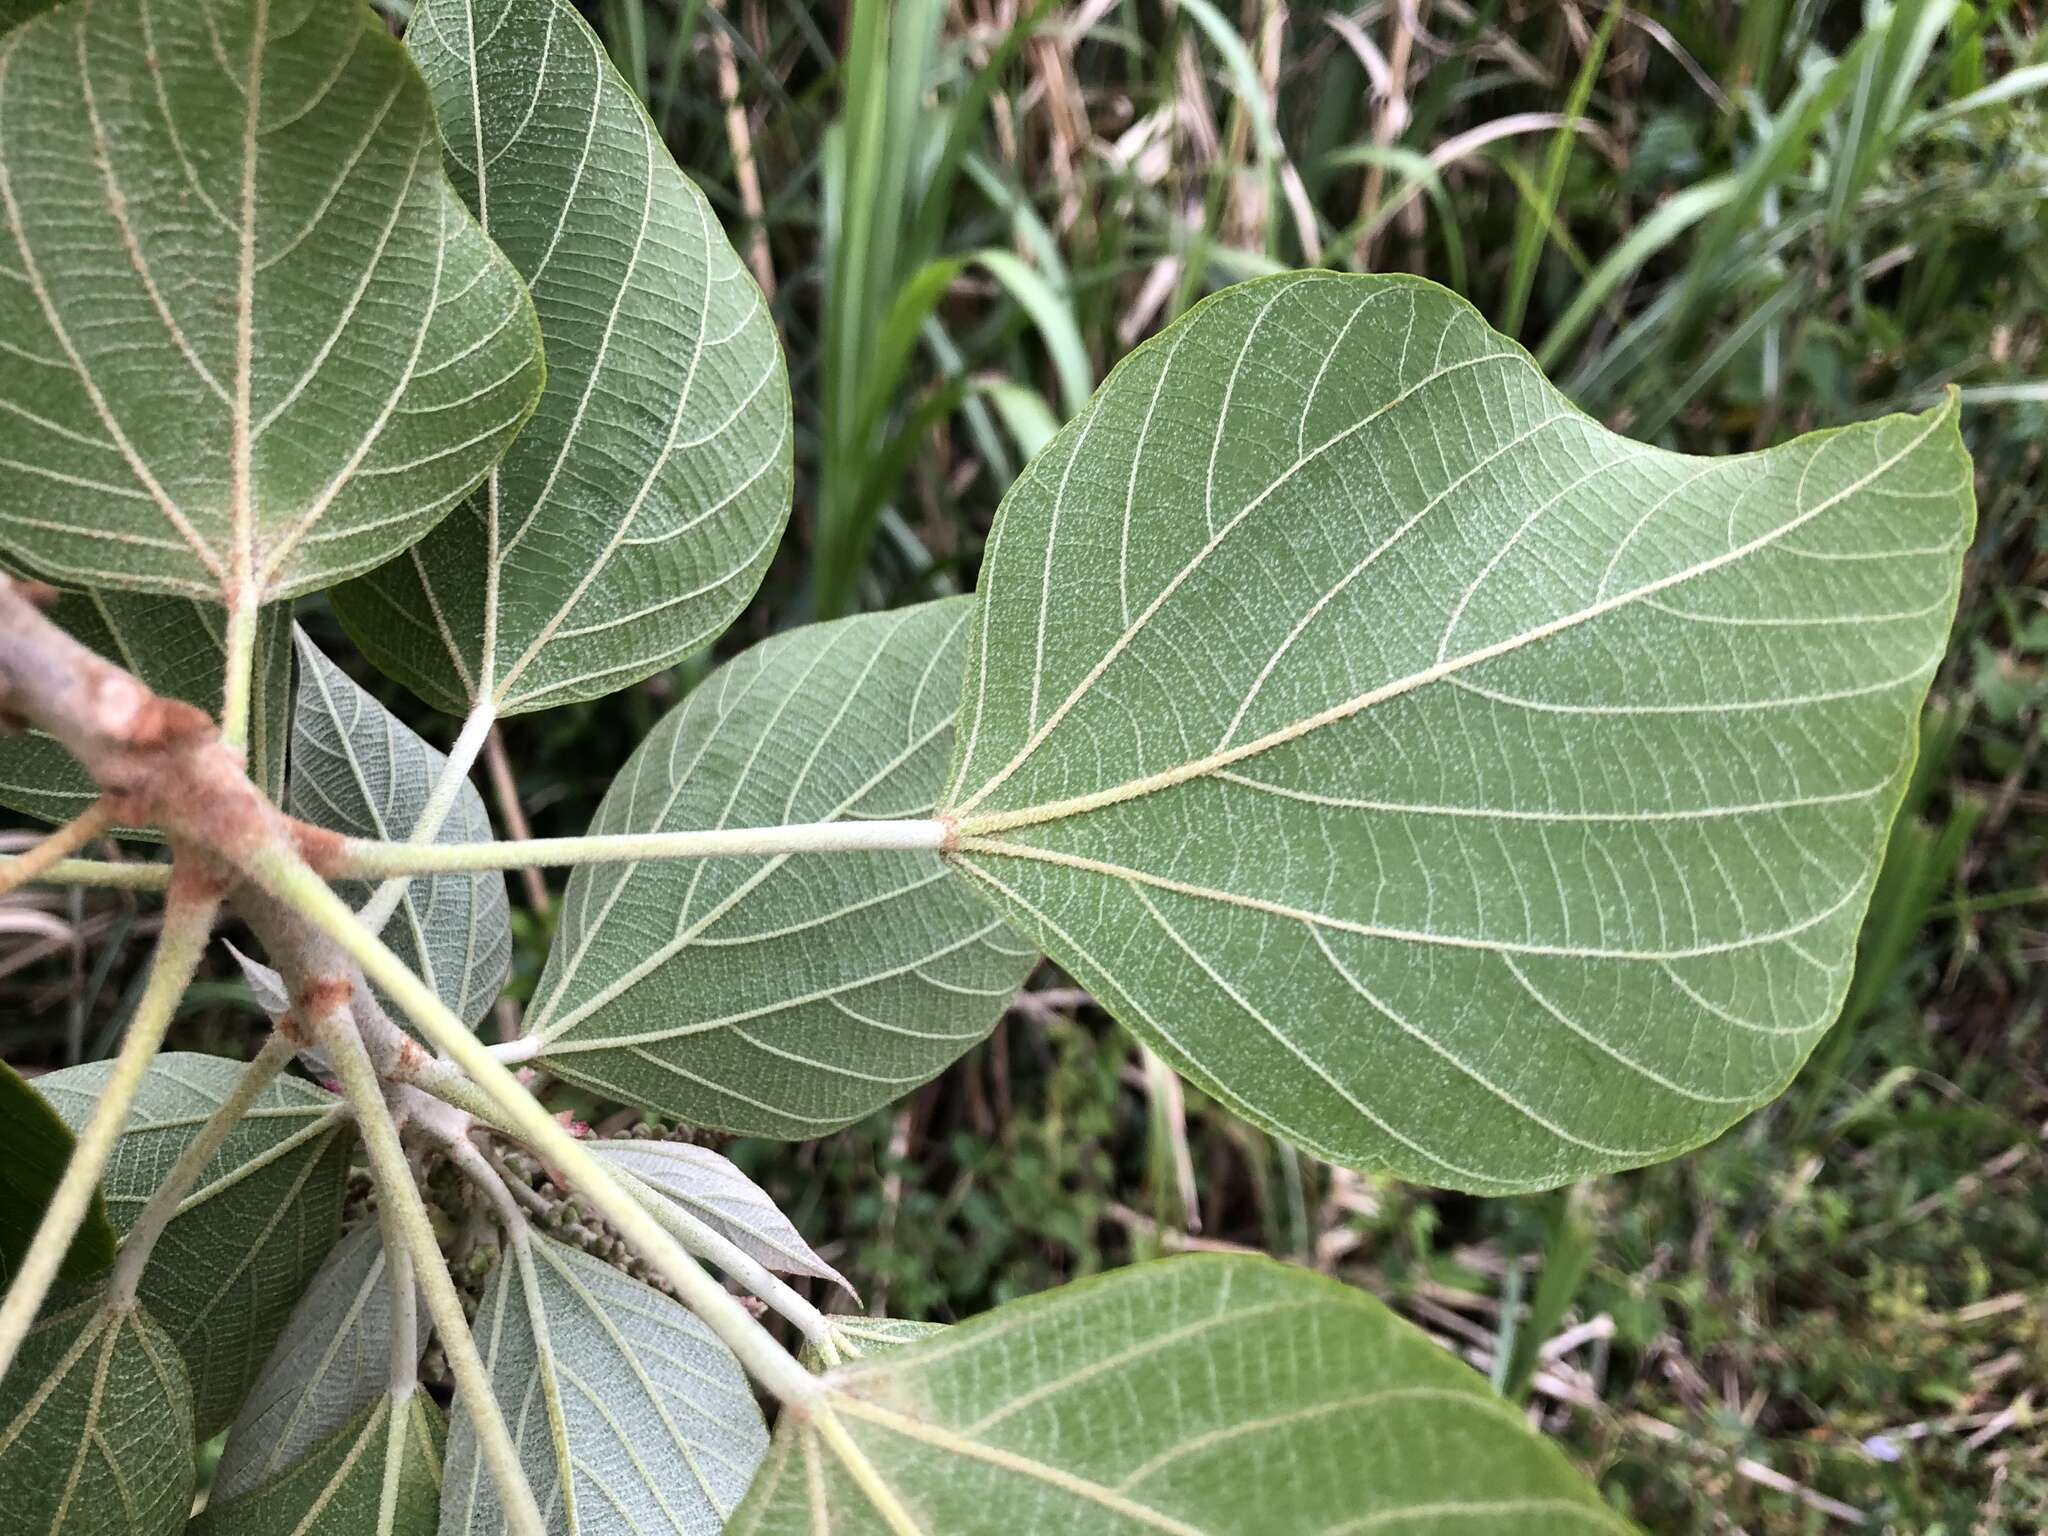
289,632,512,1025
440,1234,767,1535
731,1256,1632,1535
194,1392,444,1536
333,0,791,716
37,1053,352,1436
588,1139,852,1294
943,272,1973,1193
0,0,542,602
214,1223,432,1504
0,1293,194,1536
526,600,1038,1137
0,584,290,834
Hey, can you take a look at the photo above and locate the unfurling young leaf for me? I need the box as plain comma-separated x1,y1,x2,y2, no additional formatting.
0,585,291,832
732,1255,1631,1534
289,634,512,1026
944,272,1972,1194
798,1317,947,1373
0,0,542,603
0,1292,195,1536
525,599,1037,1138
588,1139,853,1296
36,1054,351,1436
212,1223,432,1504
334,0,792,717
441,1234,767,1536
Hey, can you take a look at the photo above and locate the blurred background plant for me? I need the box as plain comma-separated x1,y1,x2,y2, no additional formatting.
9,0,2047,1529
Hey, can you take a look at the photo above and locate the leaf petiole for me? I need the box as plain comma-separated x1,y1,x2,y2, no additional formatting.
104,1031,298,1308
335,816,951,878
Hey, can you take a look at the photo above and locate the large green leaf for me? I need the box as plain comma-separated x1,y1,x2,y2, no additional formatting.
0,0,542,602
0,1293,194,1536
289,633,512,1025
213,1223,430,1504
37,1053,351,1436
193,1394,444,1536
333,0,791,716
440,1234,767,1535
0,1059,116,1287
943,272,1973,1194
0,584,290,833
731,1255,1631,1534
526,600,1037,1137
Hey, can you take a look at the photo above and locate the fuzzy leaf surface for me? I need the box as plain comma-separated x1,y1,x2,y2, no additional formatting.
589,1139,851,1294
37,1053,351,1436
439,1234,767,1536
944,272,1973,1193
194,1394,444,1536
0,585,290,833
527,600,1037,1137
0,0,541,601
0,1294,194,1536
335,0,791,715
798,1317,947,1373
289,632,511,1025
731,1256,1631,1535
213,1222,432,1504
0,1058,116,1286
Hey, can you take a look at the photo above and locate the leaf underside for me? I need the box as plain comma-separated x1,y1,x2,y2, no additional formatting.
527,599,1037,1139
588,1139,853,1295
0,585,290,834
0,1295,195,1536
195,1393,444,1536
945,272,1973,1193
0,0,542,603
213,1222,431,1505
0,1059,117,1286
36,1053,351,1437
288,632,512,1026
731,1255,1633,1535
440,1234,767,1536
335,0,792,716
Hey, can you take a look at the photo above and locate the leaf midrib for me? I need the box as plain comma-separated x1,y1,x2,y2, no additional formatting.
950,401,1953,841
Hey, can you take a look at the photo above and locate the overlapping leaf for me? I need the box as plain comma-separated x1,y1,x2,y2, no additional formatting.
732,1255,1633,1534
334,0,791,716
37,1053,351,1436
0,1059,115,1286
526,600,1037,1137
0,1293,194,1536
0,585,290,832
289,633,511,1025
194,1394,444,1536
944,272,1973,1193
589,1139,851,1293
440,1234,766,1535
213,1223,431,1504
0,0,542,602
